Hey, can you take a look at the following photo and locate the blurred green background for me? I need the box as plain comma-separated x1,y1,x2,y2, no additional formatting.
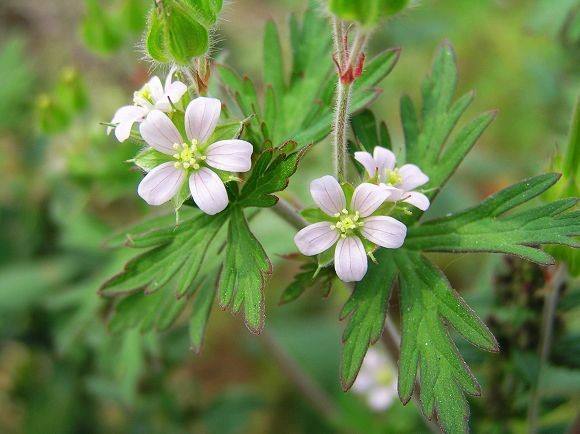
0,0,578,433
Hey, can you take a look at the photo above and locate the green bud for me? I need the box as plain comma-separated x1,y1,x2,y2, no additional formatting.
145,0,224,65
329,0,411,27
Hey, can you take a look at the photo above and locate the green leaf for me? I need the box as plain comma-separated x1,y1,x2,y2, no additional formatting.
237,144,311,208
100,212,227,296
219,4,400,148
394,250,497,434
405,174,580,265
109,281,188,334
279,261,333,305
133,148,172,172
350,109,392,153
189,276,216,353
401,42,495,212
218,207,271,334
263,20,285,98
81,0,122,54
339,249,397,390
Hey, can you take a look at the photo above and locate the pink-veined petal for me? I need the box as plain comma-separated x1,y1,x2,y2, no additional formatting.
361,216,406,249
398,164,429,191
185,97,221,143
351,183,388,217
334,236,368,282
294,222,339,256
205,140,253,172
403,191,430,211
354,151,377,178
139,110,183,155
373,146,396,175
109,105,147,141
164,66,178,90
188,168,229,215
310,175,346,216
137,162,185,206
380,185,405,202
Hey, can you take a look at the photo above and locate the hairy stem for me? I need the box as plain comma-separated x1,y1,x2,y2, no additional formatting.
331,20,368,182
261,330,341,425
273,198,308,229
528,264,567,433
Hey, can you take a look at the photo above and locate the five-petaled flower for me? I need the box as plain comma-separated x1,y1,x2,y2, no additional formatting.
294,176,406,282
355,146,431,211
108,67,188,142
352,348,398,411
137,97,253,215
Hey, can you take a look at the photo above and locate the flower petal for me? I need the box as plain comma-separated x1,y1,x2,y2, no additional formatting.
310,175,346,216
109,105,147,141
361,216,406,249
164,66,178,90
188,168,229,215
334,236,368,282
147,76,165,102
354,151,377,178
403,191,430,211
398,164,429,191
137,162,185,206
185,97,221,143
139,110,183,155
380,185,405,202
367,384,397,411
294,222,339,256
205,140,253,172
373,146,396,174
351,183,389,217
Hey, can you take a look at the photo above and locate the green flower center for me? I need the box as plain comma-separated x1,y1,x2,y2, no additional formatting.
172,140,206,170
375,367,395,386
385,168,402,186
133,84,153,105
330,209,364,238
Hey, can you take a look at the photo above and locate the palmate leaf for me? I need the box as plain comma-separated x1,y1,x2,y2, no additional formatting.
401,41,496,208
217,2,400,148
218,207,271,334
339,249,397,390
405,173,580,265
279,259,334,305
394,250,498,434
237,144,311,208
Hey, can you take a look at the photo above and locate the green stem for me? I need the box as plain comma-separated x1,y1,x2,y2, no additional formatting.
527,264,567,433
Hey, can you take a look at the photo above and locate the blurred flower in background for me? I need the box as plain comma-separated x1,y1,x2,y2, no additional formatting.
352,348,398,411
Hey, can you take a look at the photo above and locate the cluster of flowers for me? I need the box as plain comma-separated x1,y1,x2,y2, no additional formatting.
109,71,430,282
109,69,253,215
294,146,430,282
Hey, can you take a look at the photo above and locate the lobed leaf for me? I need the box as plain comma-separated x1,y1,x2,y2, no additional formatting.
339,249,397,391
279,261,333,305
405,174,580,265
218,207,272,334
394,250,497,434
237,144,311,208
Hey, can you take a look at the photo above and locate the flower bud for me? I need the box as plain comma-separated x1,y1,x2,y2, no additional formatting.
145,0,223,65
329,0,411,27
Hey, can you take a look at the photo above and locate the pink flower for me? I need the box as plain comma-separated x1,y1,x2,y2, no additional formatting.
108,67,187,142
354,146,430,211
294,176,406,282
137,97,253,215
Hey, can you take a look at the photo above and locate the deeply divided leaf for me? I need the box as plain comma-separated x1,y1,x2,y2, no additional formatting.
394,250,497,434
405,174,580,265
218,207,272,334
339,249,397,391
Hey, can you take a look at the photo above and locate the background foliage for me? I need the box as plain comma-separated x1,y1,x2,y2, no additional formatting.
0,0,578,433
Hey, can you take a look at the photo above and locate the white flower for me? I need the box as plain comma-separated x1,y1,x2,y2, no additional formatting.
108,67,188,142
352,348,398,411
294,176,406,282
137,97,253,215
354,146,431,211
